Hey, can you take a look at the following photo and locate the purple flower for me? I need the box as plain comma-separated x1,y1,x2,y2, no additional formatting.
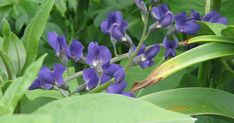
202,10,228,25
175,12,200,34
131,44,160,69
29,64,66,90
114,68,125,83
139,45,160,68
103,63,121,77
86,42,112,67
150,4,174,28
106,81,127,94
83,68,111,90
100,11,128,41
47,32,70,58
190,10,201,21
121,92,135,97
163,37,178,59
135,0,147,15
29,78,53,90
69,40,84,62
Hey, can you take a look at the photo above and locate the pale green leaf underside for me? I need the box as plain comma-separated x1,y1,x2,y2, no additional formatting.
34,93,196,123
140,88,234,119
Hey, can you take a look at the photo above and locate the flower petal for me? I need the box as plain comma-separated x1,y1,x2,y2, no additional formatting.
110,24,125,41
139,59,155,69
69,40,84,62
144,44,160,59
103,63,121,77
53,64,66,86
86,42,99,66
98,45,112,65
58,35,70,57
29,78,41,90
114,68,125,83
121,91,135,97
83,68,99,90
100,20,109,33
217,17,228,25
47,32,60,55
38,66,54,85
106,81,127,94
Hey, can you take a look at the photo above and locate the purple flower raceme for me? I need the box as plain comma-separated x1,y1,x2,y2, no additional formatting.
131,44,160,69
174,12,200,34
29,64,67,90
150,4,174,29
101,11,128,42
163,37,178,59
202,10,228,25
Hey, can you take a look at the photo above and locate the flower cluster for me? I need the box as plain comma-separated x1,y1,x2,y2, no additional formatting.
134,1,228,59
30,32,134,97
47,32,84,63
29,64,66,90
29,0,229,98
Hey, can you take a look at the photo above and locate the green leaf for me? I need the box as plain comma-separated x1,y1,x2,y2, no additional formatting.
2,19,10,40
197,21,227,36
22,0,54,71
222,25,234,37
187,35,234,44
140,88,234,119
5,32,26,75
131,43,234,91
0,114,53,123
55,0,67,17
0,54,47,115
0,49,15,80
34,93,196,123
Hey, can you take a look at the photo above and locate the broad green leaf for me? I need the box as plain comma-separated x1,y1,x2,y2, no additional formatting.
0,114,53,123
34,93,196,123
140,88,234,119
21,96,57,113
187,35,234,44
0,49,15,80
22,0,54,71
131,43,234,91
222,26,234,37
5,32,26,75
197,21,226,36
0,54,47,115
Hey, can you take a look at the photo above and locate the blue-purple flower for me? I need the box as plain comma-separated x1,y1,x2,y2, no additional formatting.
190,10,201,21
150,4,174,28
163,37,178,59
86,42,112,67
47,32,70,58
69,40,84,62
135,0,147,15
131,44,160,69
83,68,111,90
29,64,66,90
174,12,200,34
202,10,228,25
100,11,128,41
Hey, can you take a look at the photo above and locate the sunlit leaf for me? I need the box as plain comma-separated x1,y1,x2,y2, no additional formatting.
0,54,47,115
140,88,234,119
34,93,196,123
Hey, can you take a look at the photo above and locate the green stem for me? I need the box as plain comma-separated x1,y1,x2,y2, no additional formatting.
205,0,212,14
212,0,222,12
124,12,150,71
